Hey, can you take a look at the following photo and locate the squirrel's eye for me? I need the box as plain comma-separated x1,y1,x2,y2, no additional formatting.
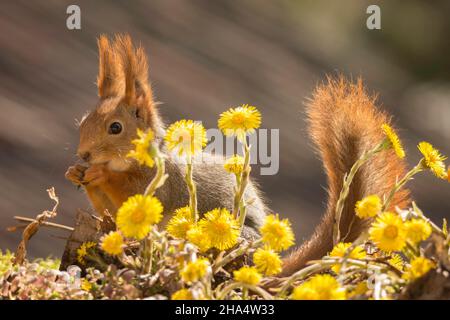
109,122,122,135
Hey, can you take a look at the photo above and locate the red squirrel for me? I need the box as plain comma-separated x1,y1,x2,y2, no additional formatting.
65,35,410,275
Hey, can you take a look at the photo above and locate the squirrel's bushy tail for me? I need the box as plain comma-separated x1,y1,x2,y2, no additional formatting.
281,76,410,276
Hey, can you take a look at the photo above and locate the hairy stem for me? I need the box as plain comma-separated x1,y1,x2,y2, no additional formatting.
185,156,198,222
233,142,251,231
217,282,274,300
382,161,424,212
144,150,167,197
213,239,262,273
333,141,386,245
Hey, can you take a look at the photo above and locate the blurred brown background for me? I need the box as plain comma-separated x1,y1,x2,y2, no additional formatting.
1,0,449,259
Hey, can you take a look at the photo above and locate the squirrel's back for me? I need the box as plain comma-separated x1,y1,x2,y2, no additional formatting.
282,76,410,275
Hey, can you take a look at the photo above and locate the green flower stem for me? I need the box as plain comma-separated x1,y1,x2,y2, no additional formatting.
242,287,249,300
405,241,419,258
333,141,386,245
213,239,262,273
410,202,446,237
142,234,153,274
144,150,167,197
338,230,368,276
185,156,198,222
217,282,273,300
382,161,424,212
233,142,251,231
277,261,335,297
321,256,385,271
278,256,389,298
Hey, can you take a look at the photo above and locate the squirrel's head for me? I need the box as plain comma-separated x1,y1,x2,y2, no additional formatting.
77,34,163,171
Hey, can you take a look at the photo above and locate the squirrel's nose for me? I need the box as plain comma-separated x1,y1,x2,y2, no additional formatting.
78,151,91,162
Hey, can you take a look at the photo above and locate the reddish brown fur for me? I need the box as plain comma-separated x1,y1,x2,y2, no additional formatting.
281,76,410,275
97,35,122,98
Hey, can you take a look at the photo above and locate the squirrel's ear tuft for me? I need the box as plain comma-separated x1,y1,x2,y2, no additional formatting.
97,35,123,98
113,34,153,107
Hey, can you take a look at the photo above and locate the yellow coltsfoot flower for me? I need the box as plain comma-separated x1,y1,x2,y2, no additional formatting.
116,194,163,240
166,206,194,239
369,212,407,252
81,278,92,292
100,231,124,256
355,195,382,219
291,274,346,300
348,281,368,298
165,120,207,157
405,218,432,245
418,141,447,179
127,128,155,167
388,253,405,271
402,257,435,281
382,124,405,159
186,225,211,252
76,241,96,265
260,214,295,252
218,104,261,142
171,288,193,300
329,242,366,273
233,266,261,286
198,208,240,251
224,154,245,175
253,247,282,276
180,258,210,284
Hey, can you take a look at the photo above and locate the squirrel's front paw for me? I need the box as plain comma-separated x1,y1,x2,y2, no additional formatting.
83,164,108,187
65,164,88,186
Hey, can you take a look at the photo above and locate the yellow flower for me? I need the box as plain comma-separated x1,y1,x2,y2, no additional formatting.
355,195,382,219
76,241,96,265
382,124,405,159
218,104,261,142
329,242,366,273
100,231,124,256
260,214,295,252
198,208,240,251
233,266,261,285
171,288,193,300
180,258,210,283
369,212,407,252
348,281,368,298
165,120,207,157
166,207,194,239
186,225,211,252
403,257,435,281
291,274,346,300
127,128,155,167
418,141,448,179
405,218,432,245
253,247,282,276
81,278,92,292
224,155,245,175
388,254,405,271
116,194,163,240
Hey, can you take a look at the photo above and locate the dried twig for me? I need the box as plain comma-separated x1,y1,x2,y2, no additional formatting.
11,216,74,231
12,187,60,265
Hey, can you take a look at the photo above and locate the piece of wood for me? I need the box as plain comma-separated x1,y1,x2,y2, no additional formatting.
59,209,102,270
